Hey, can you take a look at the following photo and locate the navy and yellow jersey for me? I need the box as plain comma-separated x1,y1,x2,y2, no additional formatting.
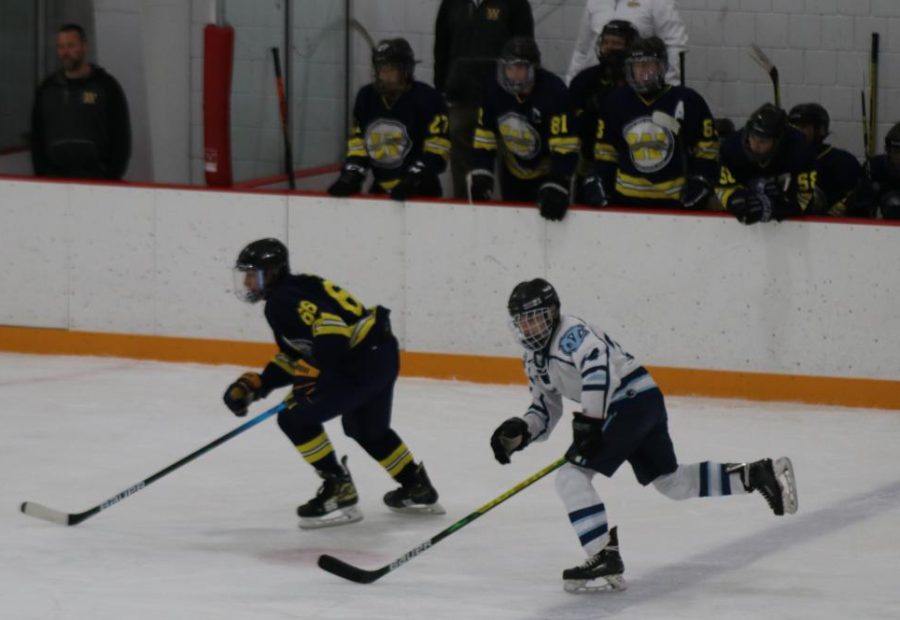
591,85,719,208
472,68,578,181
812,144,861,216
568,65,618,173
345,81,450,192
262,274,385,377
716,127,818,216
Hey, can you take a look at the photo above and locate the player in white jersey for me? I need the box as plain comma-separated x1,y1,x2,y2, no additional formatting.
491,278,799,593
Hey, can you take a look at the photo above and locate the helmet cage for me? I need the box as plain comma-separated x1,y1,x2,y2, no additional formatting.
497,58,536,96
625,53,666,95
509,306,557,351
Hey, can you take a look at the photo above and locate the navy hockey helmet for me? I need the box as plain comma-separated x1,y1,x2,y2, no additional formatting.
233,238,289,303
742,103,787,164
497,37,541,96
788,103,830,142
372,38,416,95
625,36,668,95
508,278,561,351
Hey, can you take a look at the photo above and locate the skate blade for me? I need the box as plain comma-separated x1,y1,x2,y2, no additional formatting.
773,457,798,515
563,574,627,593
386,501,446,515
298,506,364,530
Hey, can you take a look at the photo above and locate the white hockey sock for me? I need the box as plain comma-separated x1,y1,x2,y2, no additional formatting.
653,462,748,500
555,463,610,555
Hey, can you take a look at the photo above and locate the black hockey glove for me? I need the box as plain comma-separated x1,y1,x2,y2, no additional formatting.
468,169,495,202
727,189,772,225
537,180,570,221
580,175,608,207
565,412,605,467
327,164,366,197
682,175,713,210
389,162,428,202
223,371,263,417
490,417,531,464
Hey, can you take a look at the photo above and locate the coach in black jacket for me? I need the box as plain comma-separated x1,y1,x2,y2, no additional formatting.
434,0,533,199
31,23,131,180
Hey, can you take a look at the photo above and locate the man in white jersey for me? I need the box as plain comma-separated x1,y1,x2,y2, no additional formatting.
491,278,799,592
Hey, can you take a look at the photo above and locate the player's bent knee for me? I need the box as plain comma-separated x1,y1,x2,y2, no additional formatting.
555,463,593,498
652,467,694,501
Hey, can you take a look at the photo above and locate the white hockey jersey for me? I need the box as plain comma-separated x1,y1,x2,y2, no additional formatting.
520,315,657,443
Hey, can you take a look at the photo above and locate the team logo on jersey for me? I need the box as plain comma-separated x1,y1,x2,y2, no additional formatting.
498,112,541,160
82,91,98,104
365,119,412,169
559,325,588,354
623,116,676,173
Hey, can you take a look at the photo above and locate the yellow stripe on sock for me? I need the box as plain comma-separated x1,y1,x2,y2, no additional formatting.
296,432,334,465
380,443,414,478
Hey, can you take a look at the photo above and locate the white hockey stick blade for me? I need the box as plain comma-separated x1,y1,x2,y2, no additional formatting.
20,501,70,525
749,44,774,72
651,110,681,136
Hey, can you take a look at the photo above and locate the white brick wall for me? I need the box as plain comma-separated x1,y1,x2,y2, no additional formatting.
0,1,36,150
188,0,900,184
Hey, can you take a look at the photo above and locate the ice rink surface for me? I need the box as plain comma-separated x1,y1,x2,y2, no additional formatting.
2,352,899,619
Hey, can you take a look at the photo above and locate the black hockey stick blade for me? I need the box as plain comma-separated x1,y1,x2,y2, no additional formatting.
318,457,566,584
317,555,389,584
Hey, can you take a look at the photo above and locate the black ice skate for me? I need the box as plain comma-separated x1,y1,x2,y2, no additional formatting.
297,456,363,529
383,462,445,515
729,456,798,516
562,526,627,593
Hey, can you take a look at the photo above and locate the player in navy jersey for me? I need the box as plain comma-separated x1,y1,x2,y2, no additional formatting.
585,36,719,210
568,20,638,204
717,103,819,224
857,122,900,219
328,38,450,201
788,103,862,217
491,278,798,592
468,37,579,221
223,238,444,529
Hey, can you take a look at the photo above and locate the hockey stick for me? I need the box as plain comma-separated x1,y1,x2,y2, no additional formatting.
749,44,780,108
867,33,879,161
21,402,287,526
271,47,296,190
678,50,686,87
861,89,870,168
318,457,567,584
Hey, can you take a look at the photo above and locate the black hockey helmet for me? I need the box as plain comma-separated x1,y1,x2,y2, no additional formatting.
372,38,416,94
625,36,668,95
497,37,541,95
596,20,638,83
742,103,787,164
508,278,560,351
596,19,638,60
233,238,289,303
715,117,736,139
885,122,900,154
788,103,830,141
